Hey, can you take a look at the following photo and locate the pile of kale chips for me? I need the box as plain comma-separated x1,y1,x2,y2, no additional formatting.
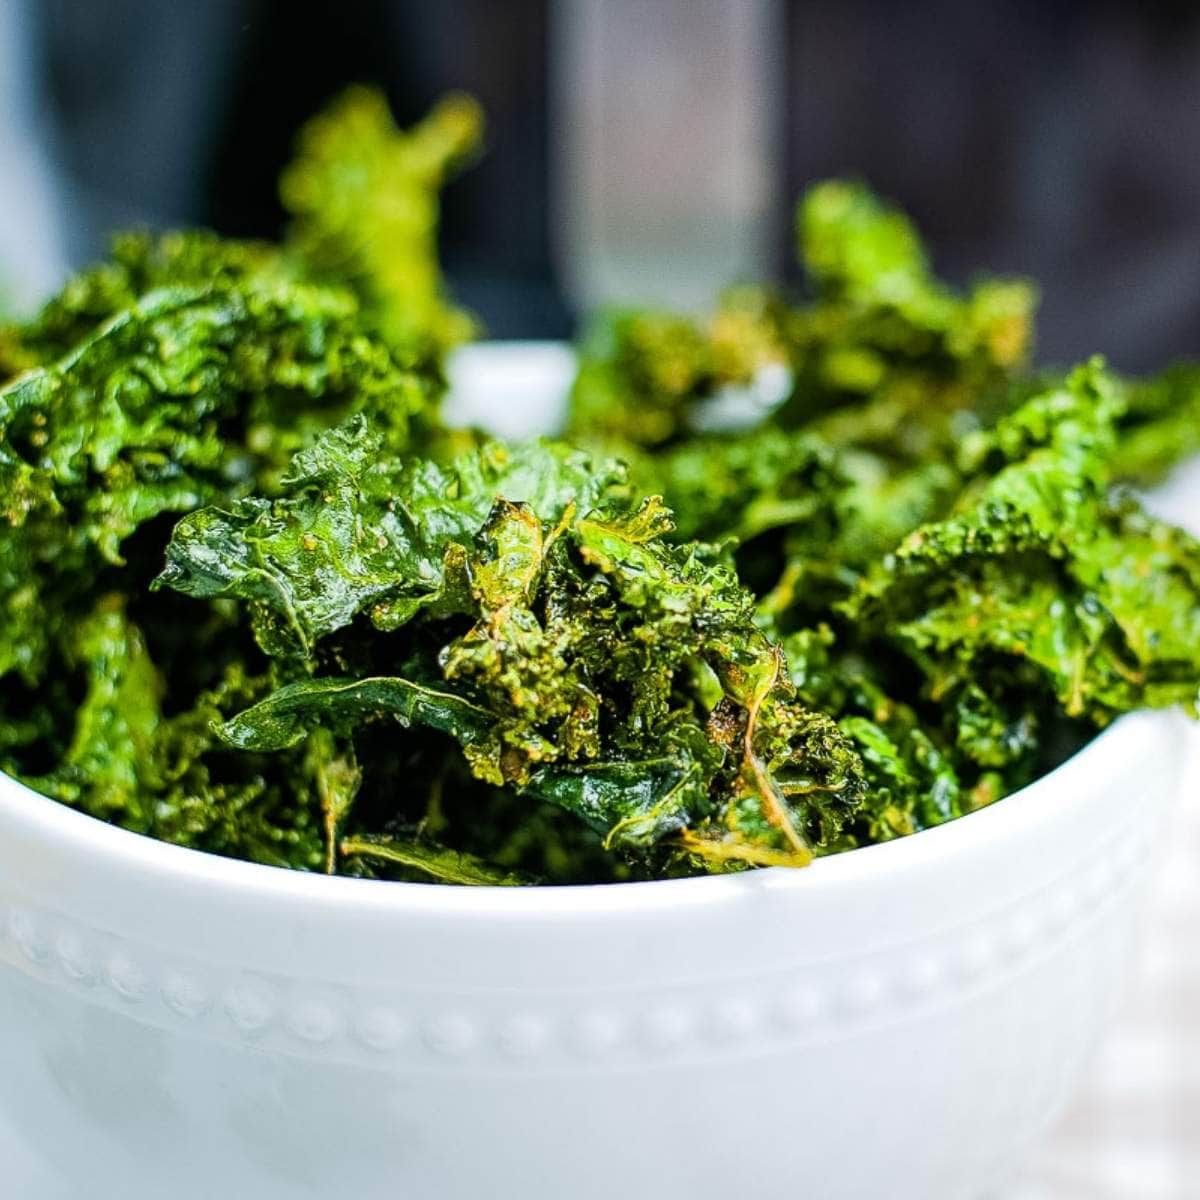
3,92,1200,884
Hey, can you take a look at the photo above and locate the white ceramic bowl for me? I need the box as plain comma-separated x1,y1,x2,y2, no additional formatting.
0,345,1192,1199
0,710,1188,1200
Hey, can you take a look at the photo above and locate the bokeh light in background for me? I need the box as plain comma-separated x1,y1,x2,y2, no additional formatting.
3,0,1199,368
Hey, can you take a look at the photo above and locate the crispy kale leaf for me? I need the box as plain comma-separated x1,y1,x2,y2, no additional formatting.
0,231,286,379
280,85,483,357
0,86,479,384
158,424,868,874
157,424,620,658
781,624,976,843
568,289,788,450
21,595,161,828
9,602,328,869
844,362,1200,731
735,361,1200,845
783,180,1036,453
1112,361,1200,484
0,282,432,681
0,89,482,873
6,145,1200,887
564,179,1043,633
566,180,1035,468
0,83,477,687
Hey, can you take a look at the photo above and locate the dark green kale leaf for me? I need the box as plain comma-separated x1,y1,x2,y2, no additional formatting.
0,88,480,873
0,231,286,379
750,359,1200,847
842,361,1200,730
5,604,326,870
217,675,493,754
1111,361,1200,484
0,282,433,683
147,663,327,871
562,181,1039,634
780,180,1036,448
780,624,974,844
19,595,162,829
339,833,534,886
565,181,1035,469
158,423,868,875
641,424,847,547
635,423,961,621
567,288,788,451
157,427,624,659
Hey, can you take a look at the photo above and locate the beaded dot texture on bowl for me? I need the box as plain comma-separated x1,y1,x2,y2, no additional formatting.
0,815,1149,1073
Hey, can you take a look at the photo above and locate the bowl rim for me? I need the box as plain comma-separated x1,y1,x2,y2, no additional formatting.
0,708,1181,918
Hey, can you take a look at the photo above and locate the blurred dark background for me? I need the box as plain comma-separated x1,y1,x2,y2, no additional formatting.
3,0,1198,368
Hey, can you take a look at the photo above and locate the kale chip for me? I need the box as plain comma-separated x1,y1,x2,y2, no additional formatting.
3,139,1199,885
0,89,476,873
158,423,868,876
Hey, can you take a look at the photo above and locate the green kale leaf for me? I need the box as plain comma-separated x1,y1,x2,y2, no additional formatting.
843,362,1200,729
158,424,869,874
281,85,484,357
